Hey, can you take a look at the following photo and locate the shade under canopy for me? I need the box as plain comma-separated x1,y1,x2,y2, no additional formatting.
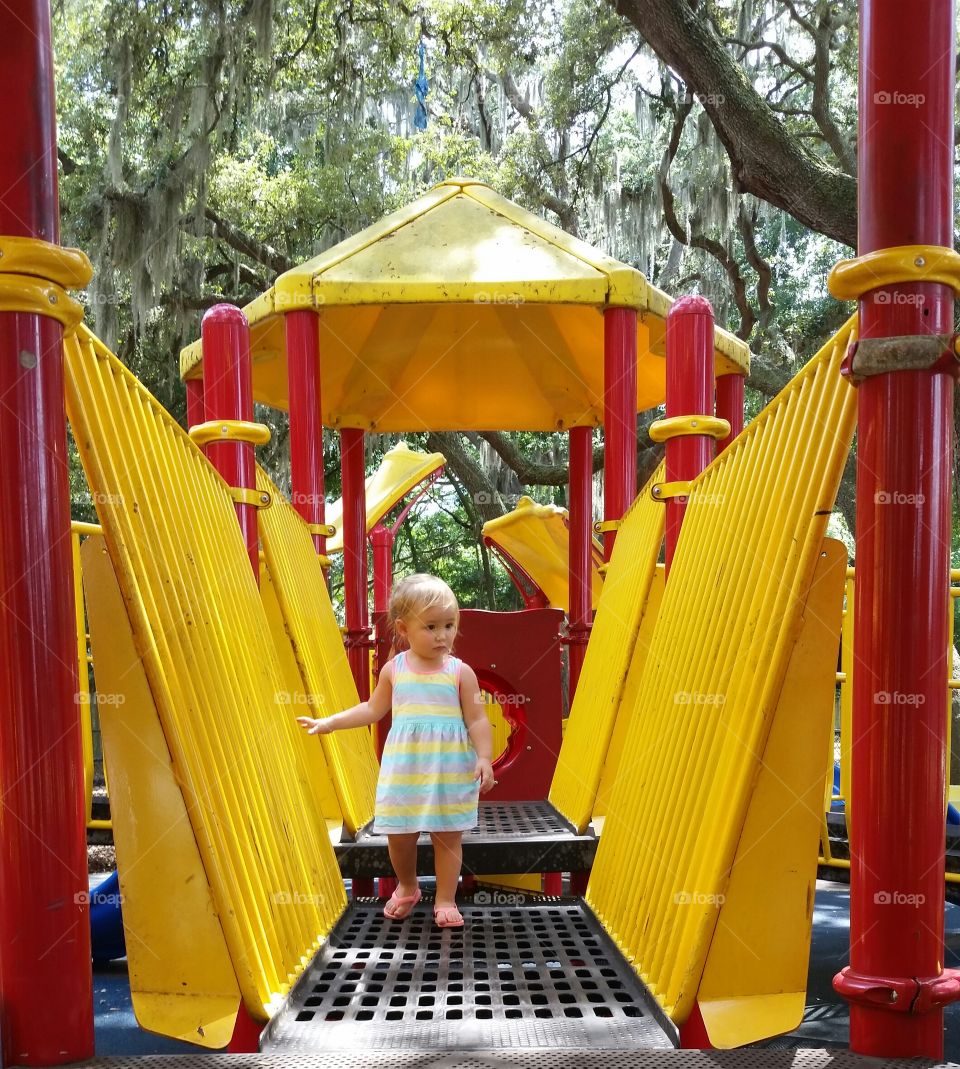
181,179,750,432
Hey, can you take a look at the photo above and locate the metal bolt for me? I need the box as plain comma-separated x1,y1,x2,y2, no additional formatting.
890,991,899,1003
490,664,496,669
48,292,58,304
221,424,229,434
260,494,270,505
19,350,37,369
691,421,698,427
915,256,926,267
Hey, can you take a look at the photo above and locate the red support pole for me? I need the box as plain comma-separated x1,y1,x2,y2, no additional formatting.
185,376,205,430
714,372,744,454
0,4,95,1063
602,307,637,560
663,297,716,577
567,426,593,701
286,311,327,557
201,306,259,575
199,306,263,1053
341,428,371,699
834,0,959,1058
370,523,394,759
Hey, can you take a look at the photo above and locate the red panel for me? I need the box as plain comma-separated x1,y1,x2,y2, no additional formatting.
455,609,564,801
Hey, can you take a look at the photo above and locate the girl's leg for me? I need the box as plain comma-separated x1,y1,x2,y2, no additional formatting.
431,830,463,908
386,832,420,899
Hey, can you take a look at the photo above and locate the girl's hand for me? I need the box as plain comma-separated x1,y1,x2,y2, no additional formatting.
297,715,335,736
475,758,496,793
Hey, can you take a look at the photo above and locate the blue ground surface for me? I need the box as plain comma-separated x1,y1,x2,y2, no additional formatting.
91,879,960,1057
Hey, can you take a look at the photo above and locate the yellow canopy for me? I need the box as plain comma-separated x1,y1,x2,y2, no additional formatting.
482,497,604,612
324,441,444,554
181,178,750,432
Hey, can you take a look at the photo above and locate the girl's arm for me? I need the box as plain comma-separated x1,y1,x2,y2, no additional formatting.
297,660,393,735
460,663,496,792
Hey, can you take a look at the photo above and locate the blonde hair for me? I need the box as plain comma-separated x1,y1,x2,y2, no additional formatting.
388,574,459,650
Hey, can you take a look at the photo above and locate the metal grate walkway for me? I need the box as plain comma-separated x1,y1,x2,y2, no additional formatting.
335,802,597,879
260,896,673,1052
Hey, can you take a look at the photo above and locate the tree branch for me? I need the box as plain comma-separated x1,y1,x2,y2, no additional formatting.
203,207,293,276
608,0,857,246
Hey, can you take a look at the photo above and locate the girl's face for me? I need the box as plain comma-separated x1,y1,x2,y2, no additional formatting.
397,602,457,662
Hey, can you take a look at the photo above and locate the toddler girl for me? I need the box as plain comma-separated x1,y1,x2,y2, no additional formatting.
298,573,495,927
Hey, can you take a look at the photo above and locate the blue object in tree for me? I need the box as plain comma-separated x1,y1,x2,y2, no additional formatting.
414,42,429,131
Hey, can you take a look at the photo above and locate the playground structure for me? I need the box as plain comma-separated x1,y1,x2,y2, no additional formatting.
2,1,960,1067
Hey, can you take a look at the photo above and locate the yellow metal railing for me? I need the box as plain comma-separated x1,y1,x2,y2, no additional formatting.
586,315,857,1042
71,520,112,832
64,324,347,1026
548,462,666,833
255,465,379,835
822,566,960,882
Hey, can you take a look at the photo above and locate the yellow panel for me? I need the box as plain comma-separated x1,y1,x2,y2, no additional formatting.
324,441,444,554
256,466,378,834
64,325,347,1022
475,874,544,895
697,539,847,1047
593,565,665,820
260,560,343,826
586,315,857,1028
72,526,95,827
548,462,666,832
179,180,749,430
483,496,604,612
839,572,854,809
81,535,241,1047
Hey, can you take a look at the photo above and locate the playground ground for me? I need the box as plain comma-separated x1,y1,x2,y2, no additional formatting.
87,875,960,1060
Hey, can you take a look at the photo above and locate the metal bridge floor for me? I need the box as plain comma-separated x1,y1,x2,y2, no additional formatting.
335,801,596,878
60,1051,957,1067
261,895,674,1052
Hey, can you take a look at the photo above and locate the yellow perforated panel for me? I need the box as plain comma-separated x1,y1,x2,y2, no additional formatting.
586,315,857,1026
548,462,666,832
64,325,347,1022
256,466,378,833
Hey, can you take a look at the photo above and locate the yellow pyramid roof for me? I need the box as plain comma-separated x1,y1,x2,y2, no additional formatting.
181,179,749,432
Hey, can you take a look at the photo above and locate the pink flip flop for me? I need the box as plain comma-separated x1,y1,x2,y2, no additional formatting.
434,905,464,928
383,886,422,920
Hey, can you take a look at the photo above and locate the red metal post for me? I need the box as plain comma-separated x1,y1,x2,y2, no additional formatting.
835,0,958,1058
286,310,327,557
201,305,259,575
200,306,264,1052
567,426,593,700
714,372,744,453
185,376,205,430
0,4,95,1063
663,297,716,577
370,523,394,759
341,428,371,699
602,307,637,559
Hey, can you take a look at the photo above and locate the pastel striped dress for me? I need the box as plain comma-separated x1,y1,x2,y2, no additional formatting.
373,651,480,834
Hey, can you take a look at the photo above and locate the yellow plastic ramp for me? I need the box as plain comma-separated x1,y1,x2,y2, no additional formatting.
548,462,666,833
257,465,379,833
324,441,444,554
586,315,857,1047
64,325,347,1029
482,496,605,611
